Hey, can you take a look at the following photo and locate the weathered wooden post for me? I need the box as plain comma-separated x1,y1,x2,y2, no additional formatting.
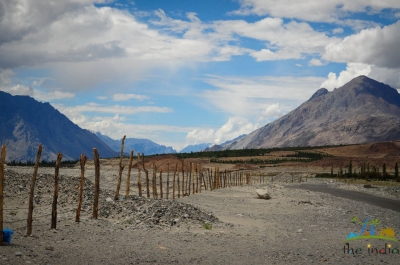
93,148,100,219
152,163,157,198
177,164,181,198
76,154,87,223
159,170,163,199
191,163,195,194
115,135,126,200
0,145,6,245
166,162,170,199
208,169,212,191
188,163,192,196
51,152,62,229
137,152,142,197
126,150,134,196
141,153,150,197
27,144,42,236
173,163,177,199
181,161,185,196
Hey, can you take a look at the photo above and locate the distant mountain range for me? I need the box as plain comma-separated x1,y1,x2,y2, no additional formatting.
225,76,400,150
204,134,247,151
180,143,211,153
0,91,117,162
96,132,176,156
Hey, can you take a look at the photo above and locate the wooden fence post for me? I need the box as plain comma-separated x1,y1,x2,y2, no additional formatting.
181,161,185,196
137,152,142,197
115,135,126,200
208,169,212,191
51,152,62,229
159,170,163,199
176,165,180,199
191,163,195,194
27,144,42,236
125,150,134,196
173,163,176,199
195,164,199,193
76,154,87,223
93,148,100,219
152,163,158,198
166,162,170,199
0,145,6,245
142,153,150,197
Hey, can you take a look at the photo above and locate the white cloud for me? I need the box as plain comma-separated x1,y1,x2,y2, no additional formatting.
332,27,344,34
57,103,172,115
54,106,194,150
185,117,257,146
233,0,400,25
3,84,34,96
0,69,13,86
113,93,149,101
1,69,75,100
308,58,325,66
212,18,334,60
251,48,301,61
321,62,400,90
323,21,400,69
201,75,325,117
320,63,371,89
185,129,215,145
259,103,283,120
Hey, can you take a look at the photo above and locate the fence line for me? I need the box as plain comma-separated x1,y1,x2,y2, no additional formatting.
1,140,290,243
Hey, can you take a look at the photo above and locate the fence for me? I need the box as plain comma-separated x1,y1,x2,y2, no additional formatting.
0,139,275,244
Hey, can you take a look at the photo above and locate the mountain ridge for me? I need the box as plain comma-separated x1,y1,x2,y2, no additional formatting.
96,132,177,155
0,91,117,161
225,76,400,150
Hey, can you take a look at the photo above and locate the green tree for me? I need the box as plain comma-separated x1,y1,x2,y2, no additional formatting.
331,166,333,178
383,163,387,176
395,162,398,179
348,160,353,177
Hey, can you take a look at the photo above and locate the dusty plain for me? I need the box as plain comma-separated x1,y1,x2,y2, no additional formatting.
1,141,400,264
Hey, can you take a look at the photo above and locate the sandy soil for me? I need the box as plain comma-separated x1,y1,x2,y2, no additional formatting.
1,166,400,265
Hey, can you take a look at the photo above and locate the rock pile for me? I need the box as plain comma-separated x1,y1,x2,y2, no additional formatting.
3,169,220,229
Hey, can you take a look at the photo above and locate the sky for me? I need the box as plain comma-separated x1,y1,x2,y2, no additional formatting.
1,0,400,151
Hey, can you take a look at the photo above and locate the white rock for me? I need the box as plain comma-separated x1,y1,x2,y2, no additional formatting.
256,189,271,200
106,197,113,202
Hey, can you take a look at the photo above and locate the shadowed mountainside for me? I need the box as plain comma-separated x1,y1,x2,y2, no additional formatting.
0,91,117,161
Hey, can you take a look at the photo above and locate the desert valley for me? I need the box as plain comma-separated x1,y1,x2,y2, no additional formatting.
1,76,400,264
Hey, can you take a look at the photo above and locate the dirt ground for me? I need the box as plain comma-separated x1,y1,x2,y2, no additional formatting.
1,163,400,265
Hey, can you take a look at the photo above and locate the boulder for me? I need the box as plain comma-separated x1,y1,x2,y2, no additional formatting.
256,189,271,200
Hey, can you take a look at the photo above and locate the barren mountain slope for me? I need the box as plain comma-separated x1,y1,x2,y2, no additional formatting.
226,76,400,149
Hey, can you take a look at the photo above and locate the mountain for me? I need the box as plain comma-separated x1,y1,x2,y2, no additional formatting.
204,134,247,151
96,132,177,155
0,91,117,162
225,76,400,150
180,143,211,153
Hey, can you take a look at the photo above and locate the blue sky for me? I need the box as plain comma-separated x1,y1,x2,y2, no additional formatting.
1,0,400,151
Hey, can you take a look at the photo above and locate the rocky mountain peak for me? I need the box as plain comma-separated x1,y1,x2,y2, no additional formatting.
309,88,329,101
225,76,400,150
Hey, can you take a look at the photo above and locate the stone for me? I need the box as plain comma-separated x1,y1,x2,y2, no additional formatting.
15,252,23,257
256,189,271,200
106,197,113,202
